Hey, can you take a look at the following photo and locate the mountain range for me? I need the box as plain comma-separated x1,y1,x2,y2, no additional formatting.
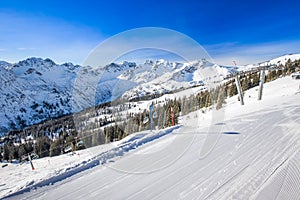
1,54,299,134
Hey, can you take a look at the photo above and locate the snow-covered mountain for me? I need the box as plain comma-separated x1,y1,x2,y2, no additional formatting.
4,53,299,134
0,58,102,133
0,58,235,134
121,59,236,100
0,58,80,133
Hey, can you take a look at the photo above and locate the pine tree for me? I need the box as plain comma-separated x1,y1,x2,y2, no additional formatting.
252,72,260,87
50,139,61,157
205,91,213,107
174,99,181,124
0,148,2,162
191,95,198,112
34,136,50,158
104,127,109,143
8,144,17,162
200,92,207,107
228,83,237,97
18,144,26,161
241,77,249,92
156,105,166,129
25,141,33,153
271,70,277,81
286,59,292,75
3,144,9,161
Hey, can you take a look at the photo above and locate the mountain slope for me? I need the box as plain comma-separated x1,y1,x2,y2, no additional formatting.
0,58,82,133
2,76,299,200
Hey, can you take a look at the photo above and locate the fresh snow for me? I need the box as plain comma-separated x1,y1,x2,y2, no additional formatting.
1,76,300,199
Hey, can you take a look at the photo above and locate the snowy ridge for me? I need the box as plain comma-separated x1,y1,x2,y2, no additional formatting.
121,59,235,100
232,53,300,72
259,53,300,66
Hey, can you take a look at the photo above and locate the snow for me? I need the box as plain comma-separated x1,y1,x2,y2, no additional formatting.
259,53,300,66
238,64,259,72
235,54,300,72
0,143,109,198
0,126,180,199
1,76,300,199
121,59,234,100
252,150,300,200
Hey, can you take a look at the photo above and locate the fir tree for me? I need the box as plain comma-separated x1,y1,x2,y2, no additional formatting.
3,144,10,161
0,148,2,162
252,72,260,87
8,144,17,162
18,144,26,161
34,136,50,158
50,139,61,157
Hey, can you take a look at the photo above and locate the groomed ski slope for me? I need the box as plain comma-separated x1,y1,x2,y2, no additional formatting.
4,76,300,200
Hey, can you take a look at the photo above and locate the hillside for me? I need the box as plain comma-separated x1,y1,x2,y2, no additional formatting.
1,75,299,199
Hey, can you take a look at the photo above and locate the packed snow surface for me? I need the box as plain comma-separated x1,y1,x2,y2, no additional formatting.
1,76,300,199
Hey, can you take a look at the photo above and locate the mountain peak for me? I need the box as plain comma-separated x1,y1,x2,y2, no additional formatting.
121,61,136,68
103,63,122,71
19,57,45,65
103,61,137,73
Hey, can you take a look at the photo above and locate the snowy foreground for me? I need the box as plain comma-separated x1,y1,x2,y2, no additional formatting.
2,76,300,199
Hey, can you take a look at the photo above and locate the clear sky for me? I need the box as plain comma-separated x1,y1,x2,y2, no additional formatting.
1,0,300,65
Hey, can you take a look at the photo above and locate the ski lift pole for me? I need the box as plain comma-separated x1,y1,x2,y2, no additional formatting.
258,67,265,101
235,74,244,105
233,61,244,106
149,104,153,132
28,153,35,170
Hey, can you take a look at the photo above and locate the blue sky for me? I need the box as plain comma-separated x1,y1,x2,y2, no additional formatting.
0,0,300,65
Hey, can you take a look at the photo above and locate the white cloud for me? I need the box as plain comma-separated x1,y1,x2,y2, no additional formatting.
17,47,36,51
